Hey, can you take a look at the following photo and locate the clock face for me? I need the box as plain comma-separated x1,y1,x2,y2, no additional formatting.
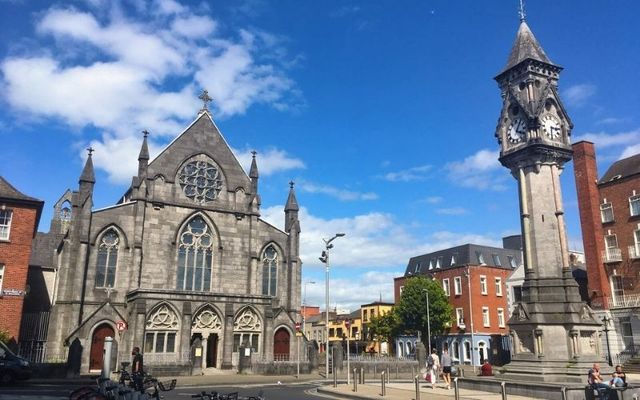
542,114,561,140
507,118,526,144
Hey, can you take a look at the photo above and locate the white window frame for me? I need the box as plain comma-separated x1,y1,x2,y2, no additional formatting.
476,251,485,265
463,341,471,361
436,256,443,269
497,308,505,328
451,254,457,266
508,255,518,268
442,278,450,296
633,230,640,258
605,234,619,258
482,307,490,327
480,275,488,295
601,202,614,223
414,262,421,273
454,276,462,295
399,286,405,296
492,254,501,266
0,209,12,241
429,259,435,270
0,264,4,293
495,277,503,296
456,308,465,327
630,194,640,217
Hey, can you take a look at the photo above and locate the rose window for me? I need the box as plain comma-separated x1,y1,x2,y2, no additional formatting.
178,161,222,203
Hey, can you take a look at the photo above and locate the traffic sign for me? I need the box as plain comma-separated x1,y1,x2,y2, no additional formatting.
116,320,128,332
295,322,301,331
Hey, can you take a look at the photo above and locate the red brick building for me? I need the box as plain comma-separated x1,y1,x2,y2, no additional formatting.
573,141,640,310
0,176,43,345
395,240,521,365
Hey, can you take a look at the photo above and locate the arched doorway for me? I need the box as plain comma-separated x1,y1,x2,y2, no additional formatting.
478,341,487,364
191,305,222,369
273,328,290,361
90,323,114,371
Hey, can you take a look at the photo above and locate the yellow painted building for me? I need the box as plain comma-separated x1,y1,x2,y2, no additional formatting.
361,301,394,354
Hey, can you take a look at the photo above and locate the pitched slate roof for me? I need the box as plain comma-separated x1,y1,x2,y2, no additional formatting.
599,152,640,184
503,21,553,72
0,176,41,203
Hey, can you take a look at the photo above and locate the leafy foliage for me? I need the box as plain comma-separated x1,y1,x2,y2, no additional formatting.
0,328,10,344
366,309,400,345
395,276,453,343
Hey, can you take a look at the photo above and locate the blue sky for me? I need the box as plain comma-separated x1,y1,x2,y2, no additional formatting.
2,0,639,312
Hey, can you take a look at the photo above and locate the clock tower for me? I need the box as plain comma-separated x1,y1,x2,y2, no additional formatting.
495,15,604,382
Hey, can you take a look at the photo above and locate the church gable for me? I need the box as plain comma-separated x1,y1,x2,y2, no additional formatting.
147,113,252,204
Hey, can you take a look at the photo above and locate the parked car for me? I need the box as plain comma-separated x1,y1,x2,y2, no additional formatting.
0,342,31,385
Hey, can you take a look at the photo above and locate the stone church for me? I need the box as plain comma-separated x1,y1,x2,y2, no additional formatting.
32,98,302,374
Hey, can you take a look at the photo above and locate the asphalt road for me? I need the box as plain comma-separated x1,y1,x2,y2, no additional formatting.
0,382,328,400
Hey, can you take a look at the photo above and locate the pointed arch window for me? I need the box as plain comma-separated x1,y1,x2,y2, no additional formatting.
176,216,213,291
95,229,119,288
145,304,179,353
261,245,278,296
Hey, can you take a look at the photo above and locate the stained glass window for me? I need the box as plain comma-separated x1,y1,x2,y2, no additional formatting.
176,217,213,291
95,229,119,288
261,245,278,296
178,160,222,203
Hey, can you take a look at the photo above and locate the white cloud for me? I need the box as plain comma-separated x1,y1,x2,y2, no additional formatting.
436,207,468,216
574,129,640,148
299,182,378,201
620,143,640,160
444,149,506,191
424,196,442,204
381,165,432,182
563,83,596,107
261,205,504,309
1,2,301,183
234,147,305,176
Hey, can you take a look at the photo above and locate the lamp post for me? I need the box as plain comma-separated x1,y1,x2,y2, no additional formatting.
303,280,316,334
603,315,613,366
423,288,431,355
319,232,346,378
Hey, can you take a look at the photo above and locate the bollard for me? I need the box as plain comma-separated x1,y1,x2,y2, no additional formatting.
102,336,113,379
360,367,365,384
386,367,390,384
454,377,460,400
501,381,507,400
333,365,337,388
396,365,398,379
353,368,358,392
381,371,386,397
414,375,421,400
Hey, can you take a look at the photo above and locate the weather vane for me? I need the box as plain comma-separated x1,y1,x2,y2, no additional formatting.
198,89,213,111
518,0,526,22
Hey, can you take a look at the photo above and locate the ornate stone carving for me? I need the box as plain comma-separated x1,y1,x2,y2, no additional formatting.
233,308,261,332
192,307,222,331
147,304,179,330
178,160,223,203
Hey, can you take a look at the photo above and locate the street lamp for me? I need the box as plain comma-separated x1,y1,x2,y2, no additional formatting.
423,288,432,355
302,280,316,334
603,315,613,366
319,232,345,378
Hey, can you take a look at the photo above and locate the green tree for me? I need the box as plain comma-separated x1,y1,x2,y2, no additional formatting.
0,328,10,344
367,309,400,346
396,276,453,345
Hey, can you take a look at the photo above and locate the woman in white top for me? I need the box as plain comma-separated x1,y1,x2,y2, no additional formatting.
427,349,440,389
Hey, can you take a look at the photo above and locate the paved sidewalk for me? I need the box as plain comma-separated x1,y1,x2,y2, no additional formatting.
318,381,534,400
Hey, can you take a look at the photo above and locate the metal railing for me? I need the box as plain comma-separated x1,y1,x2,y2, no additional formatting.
629,245,640,260
614,344,640,365
609,293,640,309
603,248,623,263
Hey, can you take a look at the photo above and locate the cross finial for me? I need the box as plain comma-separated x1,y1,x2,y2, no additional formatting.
251,150,257,158
142,130,149,138
289,180,295,189
87,147,94,156
104,285,113,301
198,89,213,110
518,0,526,22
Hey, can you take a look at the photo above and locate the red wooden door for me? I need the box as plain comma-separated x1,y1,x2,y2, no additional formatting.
273,328,290,361
90,324,114,370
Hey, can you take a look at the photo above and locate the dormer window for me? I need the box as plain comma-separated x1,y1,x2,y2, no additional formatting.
414,262,421,273
508,255,518,268
476,251,485,265
436,256,443,269
600,202,614,223
492,254,501,266
451,254,457,266
429,259,435,270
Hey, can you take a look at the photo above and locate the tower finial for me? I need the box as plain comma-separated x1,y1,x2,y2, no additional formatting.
251,150,257,158
289,180,295,189
198,89,213,111
87,147,94,156
518,0,526,22
142,129,149,138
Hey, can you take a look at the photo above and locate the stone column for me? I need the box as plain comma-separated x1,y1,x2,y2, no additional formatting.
221,303,235,369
